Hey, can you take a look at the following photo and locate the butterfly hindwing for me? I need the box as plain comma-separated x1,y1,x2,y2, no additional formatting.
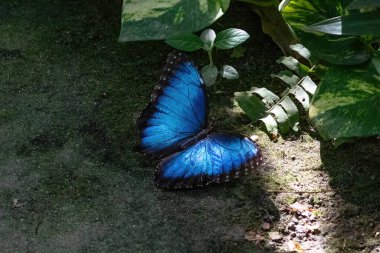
155,133,263,188
137,51,207,158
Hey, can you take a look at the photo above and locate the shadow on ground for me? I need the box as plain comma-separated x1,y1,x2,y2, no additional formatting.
320,138,380,251
0,0,283,252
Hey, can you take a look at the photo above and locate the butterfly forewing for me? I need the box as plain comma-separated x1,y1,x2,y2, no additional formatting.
137,51,207,158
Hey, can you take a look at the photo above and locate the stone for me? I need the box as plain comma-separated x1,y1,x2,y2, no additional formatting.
268,232,283,242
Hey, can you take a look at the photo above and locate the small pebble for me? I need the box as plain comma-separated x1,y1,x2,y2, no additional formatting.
287,222,296,231
268,232,283,242
261,222,271,231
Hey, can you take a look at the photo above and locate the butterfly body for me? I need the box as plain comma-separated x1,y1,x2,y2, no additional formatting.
137,51,262,189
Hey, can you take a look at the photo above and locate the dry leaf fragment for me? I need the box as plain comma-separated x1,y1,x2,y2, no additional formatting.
287,240,304,252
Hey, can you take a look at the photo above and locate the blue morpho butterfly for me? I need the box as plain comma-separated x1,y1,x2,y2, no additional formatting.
136,51,263,189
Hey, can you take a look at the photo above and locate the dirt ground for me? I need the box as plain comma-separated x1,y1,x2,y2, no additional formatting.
1,0,379,252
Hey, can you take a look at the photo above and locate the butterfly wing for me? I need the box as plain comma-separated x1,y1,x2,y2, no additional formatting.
137,51,207,158
155,133,263,188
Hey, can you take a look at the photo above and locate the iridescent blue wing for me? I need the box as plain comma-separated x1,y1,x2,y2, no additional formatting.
137,51,207,158
155,133,263,188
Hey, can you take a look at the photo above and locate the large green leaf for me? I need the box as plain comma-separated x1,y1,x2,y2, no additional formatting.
347,0,380,9
297,33,371,65
305,11,380,36
281,0,371,65
119,0,230,42
309,67,380,139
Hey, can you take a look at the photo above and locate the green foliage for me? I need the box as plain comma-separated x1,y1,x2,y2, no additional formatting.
347,0,380,9
231,46,247,58
235,47,317,137
165,32,203,51
118,0,380,142
304,11,380,36
214,28,250,49
119,0,230,42
280,0,380,141
309,67,380,139
165,28,250,86
282,0,372,66
201,64,218,87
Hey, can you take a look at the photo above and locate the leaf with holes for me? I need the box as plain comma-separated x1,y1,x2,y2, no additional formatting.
270,106,290,134
271,70,300,87
280,96,299,131
276,56,310,76
290,44,311,62
235,74,317,137
251,87,280,107
290,85,310,110
234,91,267,122
260,115,278,136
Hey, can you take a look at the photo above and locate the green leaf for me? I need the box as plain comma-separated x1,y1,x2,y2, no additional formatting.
220,65,239,80
219,0,231,11
260,114,278,136
278,0,291,11
240,0,277,7
234,92,267,122
299,76,317,95
276,56,310,76
333,137,355,147
119,0,230,42
165,32,203,51
289,44,311,62
271,70,300,87
347,0,380,10
304,11,380,36
371,54,380,74
279,96,299,131
201,64,218,86
270,106,290,134
297,34,371,65
282,0,372,65
214,28,250,49
231,45,246,58
200,29,216,51
290,85,310,110
309,67,380,139
251,87,280,107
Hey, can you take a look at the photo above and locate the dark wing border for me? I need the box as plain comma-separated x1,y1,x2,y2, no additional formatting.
154,134,263,189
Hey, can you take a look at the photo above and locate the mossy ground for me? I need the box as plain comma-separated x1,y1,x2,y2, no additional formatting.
1,0,379,252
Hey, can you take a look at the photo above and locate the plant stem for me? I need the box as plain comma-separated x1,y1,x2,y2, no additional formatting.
207,49,213,65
